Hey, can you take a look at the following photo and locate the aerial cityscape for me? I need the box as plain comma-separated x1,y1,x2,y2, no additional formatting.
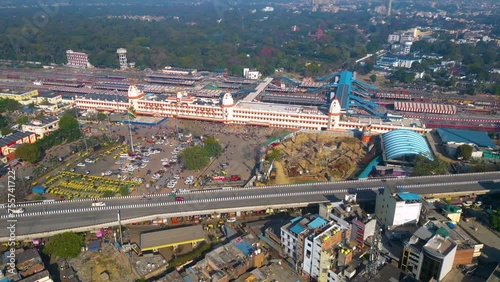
0,0,498,281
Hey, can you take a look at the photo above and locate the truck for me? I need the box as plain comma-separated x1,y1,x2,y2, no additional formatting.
212,176,227,181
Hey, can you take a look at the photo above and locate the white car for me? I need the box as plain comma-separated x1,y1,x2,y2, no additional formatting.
9,208,26,214
114,161,122,165
162,162,170,166
186,176,194,180
161,158,169,162
167,183,176,188
174,175,180,179
92,201,106,207
184,180,193,185
77,163,85,167
227,217,237,223
140,163,147,169
85,158,95,163
143,159,150,163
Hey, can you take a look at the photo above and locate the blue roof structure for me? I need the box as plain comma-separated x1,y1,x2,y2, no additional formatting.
436,128,495,148
232,238,254,256
397,193,421,201
290,216,302,223
336,71,352,110
307,217,327,229
290,225,305,235
382,129,433,161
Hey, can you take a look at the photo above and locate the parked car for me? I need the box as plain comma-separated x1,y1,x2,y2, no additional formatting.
77,163,85,167
227,217,237,223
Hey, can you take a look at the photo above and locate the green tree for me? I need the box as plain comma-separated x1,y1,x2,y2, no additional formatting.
43,232,83,258
97,112,108,121
456,144,473,160
180,146,210,170
1,127,12,135
0,98,21,112
58,114,81,142
204,137,222,157
0,115,9,128
16,116,29,126
491,209,500,232
15,143,41,163
370,74,377,83
266,148,281,162
412,155,448,176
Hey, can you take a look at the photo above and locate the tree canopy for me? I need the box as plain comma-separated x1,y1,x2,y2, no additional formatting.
456,144,473,160
43,232,83,258
0,98,21,112
204,137,222,158
266,148,281,162
180,146,210,170
412,155,448,176
15,143,41,163
58,114,81,142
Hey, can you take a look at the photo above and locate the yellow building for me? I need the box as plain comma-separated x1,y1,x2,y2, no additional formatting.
0,89,38,102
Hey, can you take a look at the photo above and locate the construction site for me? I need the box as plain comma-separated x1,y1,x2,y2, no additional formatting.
269,132,368,184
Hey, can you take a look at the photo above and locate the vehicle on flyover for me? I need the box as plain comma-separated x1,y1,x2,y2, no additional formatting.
92,201,106,207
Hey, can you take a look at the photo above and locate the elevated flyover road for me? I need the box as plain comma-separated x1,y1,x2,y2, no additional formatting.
0,172,499,240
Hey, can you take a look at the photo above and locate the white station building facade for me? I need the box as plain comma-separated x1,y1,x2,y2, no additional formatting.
75,84,426,133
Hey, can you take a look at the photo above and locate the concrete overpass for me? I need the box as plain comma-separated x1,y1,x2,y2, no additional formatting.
242,77,274,102
1,172,499,241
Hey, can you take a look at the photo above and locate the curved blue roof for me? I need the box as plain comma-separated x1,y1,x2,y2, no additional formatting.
382,129,433,161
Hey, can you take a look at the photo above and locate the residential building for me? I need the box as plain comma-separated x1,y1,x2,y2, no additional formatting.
400,34,414,43
303,220,349,279
375,187,422,229
243,68,261,80
388,34,400,44
15,249,44,276
351,218,377,249
376,56,422,69
400,223,457,281
66,50,91,69
18,270,52,282
319,196,376,248
403,41,413,55
280,213,351,281
185,234,264,281
0,131,37,163
21,117,59,139
0,89,38,102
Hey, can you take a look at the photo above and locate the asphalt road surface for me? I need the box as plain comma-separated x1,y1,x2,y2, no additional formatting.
1,172,499,238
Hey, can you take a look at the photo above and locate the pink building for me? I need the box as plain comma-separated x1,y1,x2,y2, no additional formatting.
66,50,91,69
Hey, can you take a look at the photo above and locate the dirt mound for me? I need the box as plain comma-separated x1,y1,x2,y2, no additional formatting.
274,132,366,183
70,244,137,282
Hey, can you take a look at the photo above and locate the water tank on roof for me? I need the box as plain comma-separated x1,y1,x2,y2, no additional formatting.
446,222,456,229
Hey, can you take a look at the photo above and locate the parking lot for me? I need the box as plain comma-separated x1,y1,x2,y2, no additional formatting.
35,118,283,198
